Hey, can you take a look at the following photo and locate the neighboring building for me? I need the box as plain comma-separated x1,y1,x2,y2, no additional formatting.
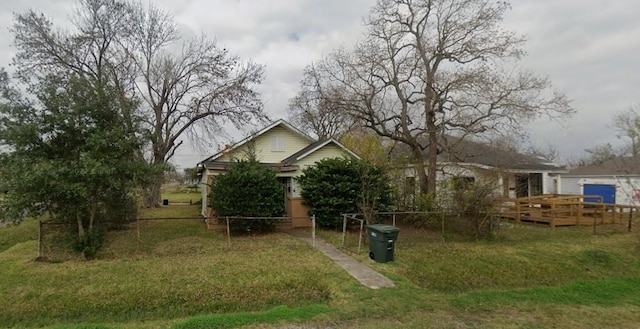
397,136,567,207
197,119,359,227
558,157,640,205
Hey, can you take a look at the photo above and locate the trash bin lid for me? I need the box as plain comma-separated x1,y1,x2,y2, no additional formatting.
367,224,400,233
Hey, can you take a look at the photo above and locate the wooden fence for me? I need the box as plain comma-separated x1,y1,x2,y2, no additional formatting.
497,194,640,229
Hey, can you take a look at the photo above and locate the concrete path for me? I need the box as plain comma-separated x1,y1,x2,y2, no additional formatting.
287,230,395,289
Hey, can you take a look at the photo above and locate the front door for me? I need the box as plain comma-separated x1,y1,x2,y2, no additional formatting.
515,174,529,198
278,177,291,216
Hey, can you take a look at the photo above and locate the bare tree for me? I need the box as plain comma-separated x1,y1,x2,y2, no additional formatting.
525,144,560,162
293,0,573,194
126,5,265,205
11,0,266,206
581,143,619,166
287,66,356,140
612,104,640,157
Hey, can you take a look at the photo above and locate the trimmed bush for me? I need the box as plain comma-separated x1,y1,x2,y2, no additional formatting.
209,160,284,233
298,157,392,229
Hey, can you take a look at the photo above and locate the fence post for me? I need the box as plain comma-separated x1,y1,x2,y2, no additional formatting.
136,219,141,254
441,210,446,240
226,216,231,248
341,214,347,248
311,214,316,247
392,212,396,226
358,219,364,253
38,220,43,259
629,208,633,233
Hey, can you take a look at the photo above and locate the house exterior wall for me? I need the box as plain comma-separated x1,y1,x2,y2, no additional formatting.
199,173,211,217
292,144,353,170
543,173,558,194
558,175,640,206
217,126,311,163
398,164,562,200
200,140,356,221
559,176,581,195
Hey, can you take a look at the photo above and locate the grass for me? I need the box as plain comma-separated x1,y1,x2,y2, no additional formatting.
161,186,201,204
0,218,39,252
137,204,201,219
327,220,640,291
173,304,330,329
0,212,348,328
451,277,640,308
2,208,640,328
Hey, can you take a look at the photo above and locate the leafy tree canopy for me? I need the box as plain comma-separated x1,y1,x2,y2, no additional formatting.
0,70,152,258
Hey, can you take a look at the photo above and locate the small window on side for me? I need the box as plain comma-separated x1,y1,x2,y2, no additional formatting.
271,136,285,152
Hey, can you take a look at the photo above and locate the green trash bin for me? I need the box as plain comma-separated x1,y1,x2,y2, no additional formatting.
367,224,400,263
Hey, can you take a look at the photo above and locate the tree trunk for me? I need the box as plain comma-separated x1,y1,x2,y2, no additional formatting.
76,213,85,238
143,178,162,208
89,197,96,231
412,146,429,195
426,114,438,196
142,153,166,208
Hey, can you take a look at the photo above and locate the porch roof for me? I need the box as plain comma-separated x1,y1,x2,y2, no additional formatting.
201,161,299,172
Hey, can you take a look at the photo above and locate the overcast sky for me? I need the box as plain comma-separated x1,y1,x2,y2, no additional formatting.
1,0,639,170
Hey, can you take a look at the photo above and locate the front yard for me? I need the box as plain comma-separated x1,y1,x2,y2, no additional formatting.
1,205,640,328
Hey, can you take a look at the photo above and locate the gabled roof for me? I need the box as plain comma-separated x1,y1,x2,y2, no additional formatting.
565,157,640,176
392,135,566,172
281,138,360,165
198,119,314,164
438,136,566,172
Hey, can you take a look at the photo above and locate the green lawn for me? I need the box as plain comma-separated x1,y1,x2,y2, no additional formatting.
161,186,202,204
2,210,640,328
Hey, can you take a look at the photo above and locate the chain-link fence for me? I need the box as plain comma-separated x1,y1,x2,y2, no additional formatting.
37,217,204,261
36,215,318,260
37,221,77,261
337,209,640,255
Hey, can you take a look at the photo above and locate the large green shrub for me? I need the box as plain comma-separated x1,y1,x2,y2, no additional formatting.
298,157,393,229
0,72,152,259
209,160,284,233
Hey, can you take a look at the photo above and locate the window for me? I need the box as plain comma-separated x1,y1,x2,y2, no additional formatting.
271,136,285,152
529,173,543,196
451,176,475,190
405,176,416,192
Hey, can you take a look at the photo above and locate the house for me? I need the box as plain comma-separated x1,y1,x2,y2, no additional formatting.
197,119,359,227
398,136,567,205
557,157,640,205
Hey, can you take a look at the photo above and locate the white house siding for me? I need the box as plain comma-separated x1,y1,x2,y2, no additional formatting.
292,144,352,170
543,173,558,194
400,165,562,199
558,175,640,206
217,126,312,163
200,172,211,216
559,176,581,195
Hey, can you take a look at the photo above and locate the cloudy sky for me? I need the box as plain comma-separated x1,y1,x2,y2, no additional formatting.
1,0,639,170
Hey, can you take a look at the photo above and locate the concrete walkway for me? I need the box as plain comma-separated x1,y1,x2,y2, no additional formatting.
287,230,395,289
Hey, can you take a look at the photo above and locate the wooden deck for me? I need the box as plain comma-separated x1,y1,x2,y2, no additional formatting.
498,194,639,227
